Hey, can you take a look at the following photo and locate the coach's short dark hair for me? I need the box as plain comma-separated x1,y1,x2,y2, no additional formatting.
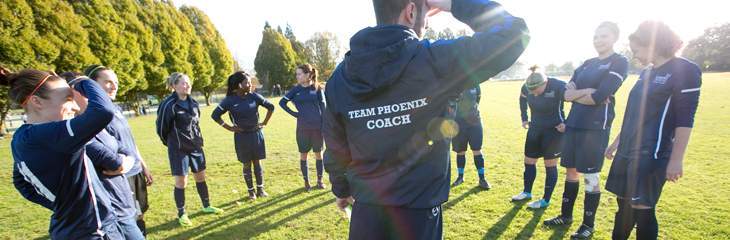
372,0,425,25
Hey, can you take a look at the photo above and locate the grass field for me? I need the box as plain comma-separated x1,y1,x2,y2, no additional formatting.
1,73,729,239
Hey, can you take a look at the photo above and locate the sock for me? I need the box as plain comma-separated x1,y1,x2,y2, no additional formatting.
195,181,210,208
635,208,658,240
561,180,579,218
315,159,324,181
253,160,264,187
174,187,185,217
243,162,254,191
136,219,146,236
583,192,601,227
612,198,636,240
633,208,659,240
300,160,309,182
543,166,558,202
474,155,485,180
523,164,537,193
456,155,466,177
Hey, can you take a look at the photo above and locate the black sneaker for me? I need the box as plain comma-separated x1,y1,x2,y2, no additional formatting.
304,181,311,192
247,189,257,201
316,181,326,189
543,215,573,226
256,187,268,198
570,224,594,239
478,178,491,190
452,176,464,187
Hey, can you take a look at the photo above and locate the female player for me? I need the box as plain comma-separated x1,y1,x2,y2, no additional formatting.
543,22,629,240
156,72,223,227
279,64,326,191
61,71,144,239
605,21,701,240
4,67,124,239
451,85,490,189
512,66,565,209
212,71,274,200
84,65,154,235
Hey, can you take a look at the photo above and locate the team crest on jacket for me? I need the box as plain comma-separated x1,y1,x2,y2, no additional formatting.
653,73,672,85
544,91,555,98
598,63,612,70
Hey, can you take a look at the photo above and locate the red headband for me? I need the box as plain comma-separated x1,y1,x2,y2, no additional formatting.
21,74,53,106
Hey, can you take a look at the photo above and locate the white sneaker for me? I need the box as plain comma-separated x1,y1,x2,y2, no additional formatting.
511,192,532,201
527,199,549,209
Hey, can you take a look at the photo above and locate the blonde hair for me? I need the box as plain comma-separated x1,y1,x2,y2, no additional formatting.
166,72,189,90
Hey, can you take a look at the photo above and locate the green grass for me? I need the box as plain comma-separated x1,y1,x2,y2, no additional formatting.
1,73,729,239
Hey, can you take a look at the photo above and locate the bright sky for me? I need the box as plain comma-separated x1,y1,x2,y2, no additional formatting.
175,0,730,71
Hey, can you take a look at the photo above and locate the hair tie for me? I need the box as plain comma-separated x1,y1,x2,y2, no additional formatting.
21,74,53,106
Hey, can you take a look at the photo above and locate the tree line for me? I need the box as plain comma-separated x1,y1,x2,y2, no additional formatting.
0,0,235,132
254,23,342,91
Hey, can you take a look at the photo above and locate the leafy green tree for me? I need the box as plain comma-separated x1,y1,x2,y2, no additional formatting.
0,0,57,134
285,24,312,65
305,32,341,81
70,0,144,98
684,23,730,71
181,6,234,105
26,0,98,72
255,25,297,90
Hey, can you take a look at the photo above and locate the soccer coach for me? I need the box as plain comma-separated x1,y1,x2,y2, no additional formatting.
322,0,530,239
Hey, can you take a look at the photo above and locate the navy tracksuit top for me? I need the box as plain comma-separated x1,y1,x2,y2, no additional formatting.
279,85,326,131
565,53,629,130
323,0,530,208
11,79,119,239
520,78,566,128
616,58,701,160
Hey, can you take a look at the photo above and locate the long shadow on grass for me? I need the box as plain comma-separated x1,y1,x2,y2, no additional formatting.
444,186,482,210
162,189,328,239
543,210,572,240
201,198,337,239
482,202,526,239
547,223,571,240
514,208,546,239
148,188,309,236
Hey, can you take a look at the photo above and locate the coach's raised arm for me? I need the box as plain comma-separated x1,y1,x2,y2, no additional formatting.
428,0,530,90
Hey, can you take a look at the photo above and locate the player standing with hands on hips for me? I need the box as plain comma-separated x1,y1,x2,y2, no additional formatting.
212,71,275,200
323,0,529,239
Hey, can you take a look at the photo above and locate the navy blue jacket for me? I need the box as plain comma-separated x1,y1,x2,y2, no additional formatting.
212,93,275,131
565,53,629,130
323,0,529,208
616,58,701,160
86,129,138,220
156,93,204,153
106,105,144,176
279,85,325,131
520,78,566,128
11,79,119,239
455,86,482,126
